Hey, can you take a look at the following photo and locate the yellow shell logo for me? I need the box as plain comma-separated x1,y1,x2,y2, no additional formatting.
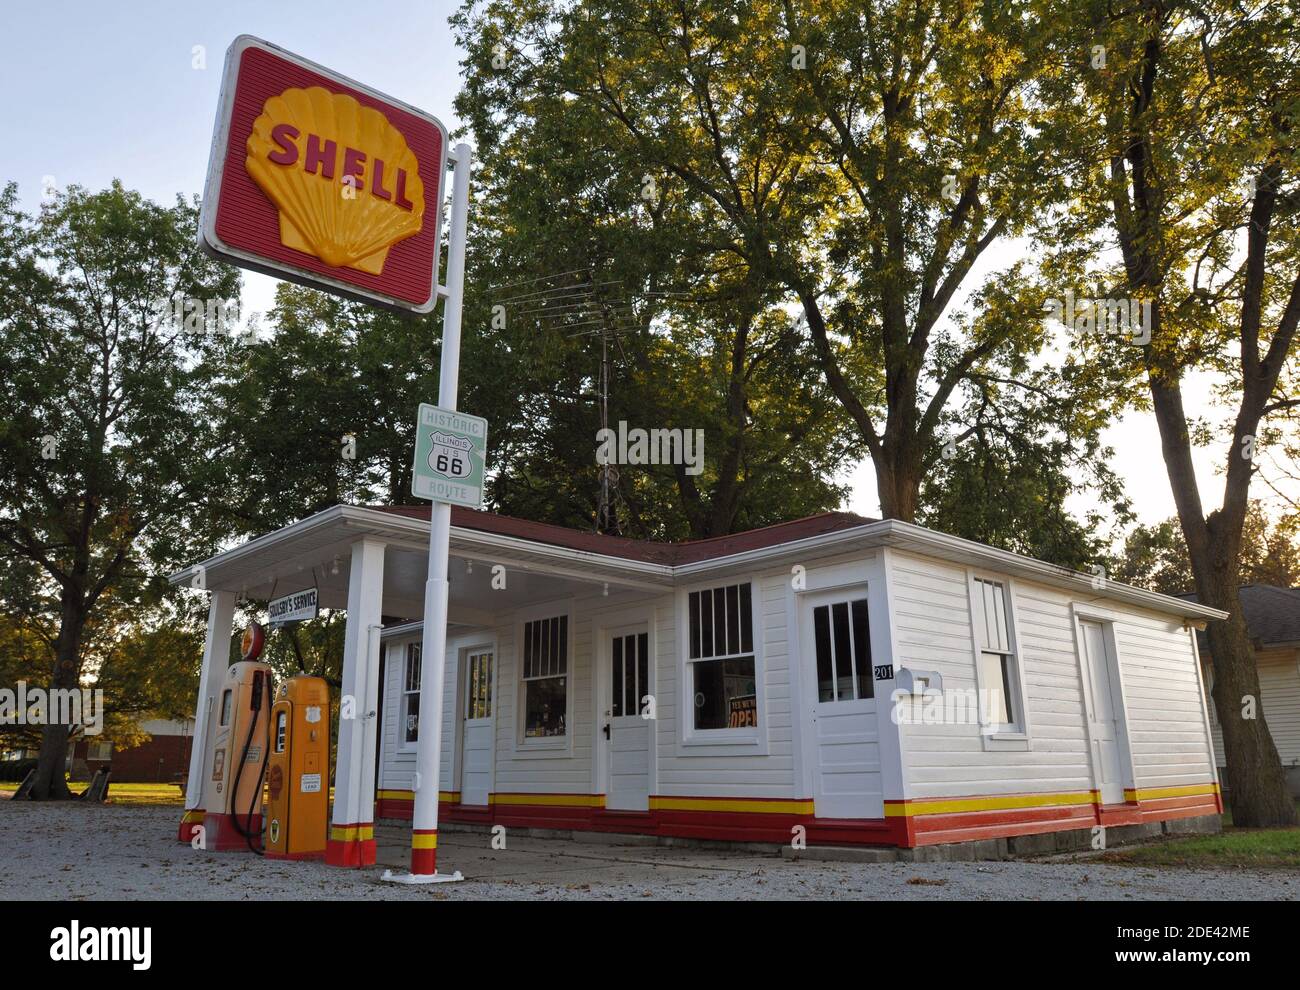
245,86,425,274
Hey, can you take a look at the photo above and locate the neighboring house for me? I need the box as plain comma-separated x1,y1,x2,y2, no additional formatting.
1183,585,1300,797
70,718,196,784
171,505,1227,864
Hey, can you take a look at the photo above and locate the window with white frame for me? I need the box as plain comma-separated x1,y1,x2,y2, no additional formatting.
522,614,567,738
687,582,757,730
813,597,874,703
402,642,422,745
972,577,1022,731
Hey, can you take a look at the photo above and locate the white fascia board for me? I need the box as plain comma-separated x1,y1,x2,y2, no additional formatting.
875,519,1230,622
340,505,676,589
170,505,676,593
170,506,1228,624
673,518,1228,622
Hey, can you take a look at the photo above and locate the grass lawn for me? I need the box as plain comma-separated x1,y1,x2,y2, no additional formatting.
0,780,185,806
1101,801,1300,870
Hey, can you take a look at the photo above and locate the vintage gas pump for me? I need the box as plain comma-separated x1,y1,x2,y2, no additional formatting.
264,674,331,860
198,624,273,852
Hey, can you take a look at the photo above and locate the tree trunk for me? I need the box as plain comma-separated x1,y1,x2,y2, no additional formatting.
1197,563,1297,827
875,437,922,523
29,595,87,800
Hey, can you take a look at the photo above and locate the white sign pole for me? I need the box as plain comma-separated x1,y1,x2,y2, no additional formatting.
383,142,472,884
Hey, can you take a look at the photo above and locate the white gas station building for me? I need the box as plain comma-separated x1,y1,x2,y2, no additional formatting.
172,502,1228,864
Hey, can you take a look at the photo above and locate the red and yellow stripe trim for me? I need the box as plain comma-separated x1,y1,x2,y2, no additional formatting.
176,808,206,843
884,791,1095,817
492,792,605,808
411,829,438,849
1124,783,1220,802
409,828,439,873
325,821,376,868
369,782,1220,849
328,823,375,842
649,795,815,815
378,789,458,803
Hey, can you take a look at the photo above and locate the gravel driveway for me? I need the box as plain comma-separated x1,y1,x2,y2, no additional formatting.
2,801,1295,901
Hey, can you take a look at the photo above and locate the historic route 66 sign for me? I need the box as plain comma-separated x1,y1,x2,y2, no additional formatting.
411,403,488,508
429,432,473,478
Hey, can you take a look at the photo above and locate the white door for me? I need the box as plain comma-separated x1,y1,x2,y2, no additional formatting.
605,626,651,812
460,648,495,807
803,589,883,819
1080,620,1126,805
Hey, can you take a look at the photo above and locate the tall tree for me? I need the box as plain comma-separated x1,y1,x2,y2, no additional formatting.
453,0,1082,521
452,13,859,538
1060,1,1299,824
0,181,238,799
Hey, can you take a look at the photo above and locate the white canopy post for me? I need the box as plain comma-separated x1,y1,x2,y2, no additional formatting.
327,537,386,866
178,588,235,842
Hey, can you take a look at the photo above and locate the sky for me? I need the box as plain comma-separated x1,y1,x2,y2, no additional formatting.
0,0,1282,533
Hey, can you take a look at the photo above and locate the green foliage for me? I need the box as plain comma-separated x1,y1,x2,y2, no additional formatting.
450,0,1125,531
449,2,862,537
0,180,240,788
206,285,442,538
1114,503,1300,595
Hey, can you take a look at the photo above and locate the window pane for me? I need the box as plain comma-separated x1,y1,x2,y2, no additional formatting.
524,677,566,737
692,656,757,730
689,592,700,659
467,658,479,718
977,579,1010,653
524,620,535,679
713,587,727,656
832,602,854,701
993,586,1010,653
726,584,740,656
558,615,568,673
550,616,560,676
739,582,753,653
699,590,714,658
980,651,1012,726
404,691,420,743
406,645,421,692
625,635,636,715
637,633,649,716
483,657,493,718
851,600,873,700
813,605,834,702
612,637,623,718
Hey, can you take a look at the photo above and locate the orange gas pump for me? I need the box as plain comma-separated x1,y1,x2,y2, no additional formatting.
264,674,331,860
199,657,273,852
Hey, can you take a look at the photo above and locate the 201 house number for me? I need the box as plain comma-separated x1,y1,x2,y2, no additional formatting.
874,664,894,680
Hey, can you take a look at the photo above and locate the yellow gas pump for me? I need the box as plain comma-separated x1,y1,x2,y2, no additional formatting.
199,656,273,852
264,674,331,860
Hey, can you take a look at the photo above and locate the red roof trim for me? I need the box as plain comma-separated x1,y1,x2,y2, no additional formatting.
365,505,875,565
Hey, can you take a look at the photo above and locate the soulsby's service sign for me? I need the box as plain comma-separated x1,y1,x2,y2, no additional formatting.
199,36,448,312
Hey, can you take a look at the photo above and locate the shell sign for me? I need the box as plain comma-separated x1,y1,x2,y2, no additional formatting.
200,36,447,312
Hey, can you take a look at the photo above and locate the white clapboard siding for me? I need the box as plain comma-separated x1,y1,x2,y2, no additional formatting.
1207,647,1300,768
655,571,799,799
889,550,1214,799
490,607,594,795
